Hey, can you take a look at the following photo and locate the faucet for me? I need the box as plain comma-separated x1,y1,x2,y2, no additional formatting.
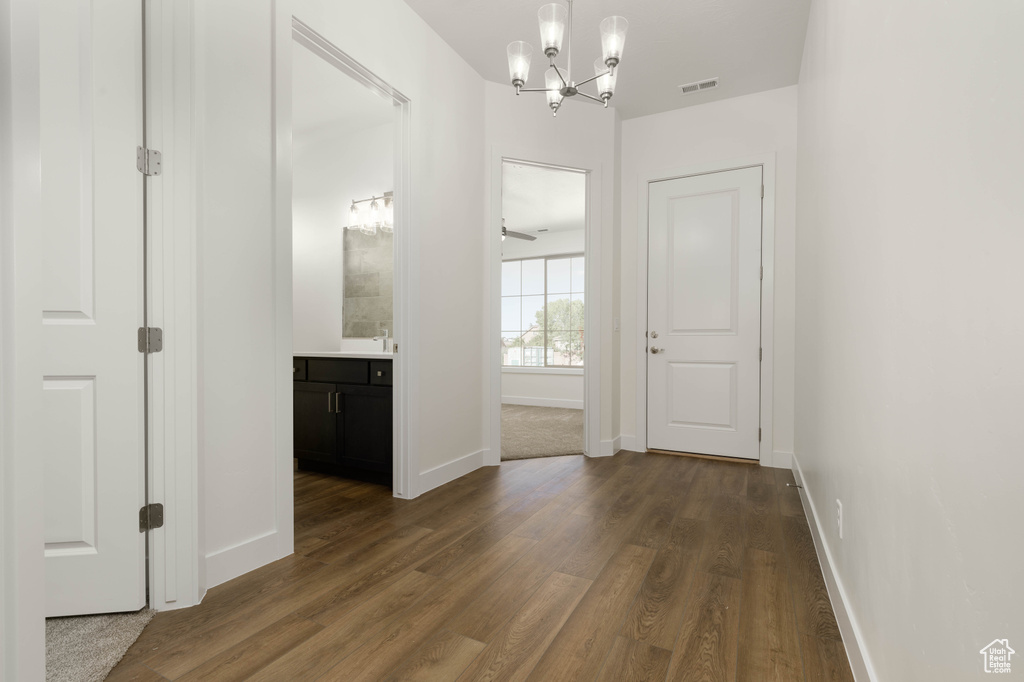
373,329,390,353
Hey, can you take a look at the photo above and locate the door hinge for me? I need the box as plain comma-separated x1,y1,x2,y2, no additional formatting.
139,503,164,532
760,266,764,281
136,146,162,176
758,428,762,442
759,347,763,361
761,185,765,198
138,327,163,353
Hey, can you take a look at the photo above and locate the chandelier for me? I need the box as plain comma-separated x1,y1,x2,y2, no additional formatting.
346,191,393,236
506,0,628,116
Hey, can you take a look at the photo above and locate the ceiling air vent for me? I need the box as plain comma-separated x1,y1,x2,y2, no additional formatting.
678,77,719,95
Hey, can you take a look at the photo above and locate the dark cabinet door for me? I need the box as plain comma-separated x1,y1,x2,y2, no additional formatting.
337,384,393,471
294,381,337,463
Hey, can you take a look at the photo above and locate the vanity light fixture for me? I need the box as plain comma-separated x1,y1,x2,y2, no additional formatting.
507,0,628,116
346,191,394,235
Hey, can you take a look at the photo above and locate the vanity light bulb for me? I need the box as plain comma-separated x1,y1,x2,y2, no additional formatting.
349,203,360,229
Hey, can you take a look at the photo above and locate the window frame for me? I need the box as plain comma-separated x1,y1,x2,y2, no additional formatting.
501,252,585,370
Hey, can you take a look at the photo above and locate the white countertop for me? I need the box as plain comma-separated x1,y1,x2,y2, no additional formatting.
295,351,393,360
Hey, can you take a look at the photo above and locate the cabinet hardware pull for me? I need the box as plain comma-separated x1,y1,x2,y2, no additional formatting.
327,392,332,412
335,392,341,413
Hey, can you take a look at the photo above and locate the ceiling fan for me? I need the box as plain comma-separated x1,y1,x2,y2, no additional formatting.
502,218,537,241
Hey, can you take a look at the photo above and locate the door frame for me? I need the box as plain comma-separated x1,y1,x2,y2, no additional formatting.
287,18,415,497
634,154,776,463
487,147,605,465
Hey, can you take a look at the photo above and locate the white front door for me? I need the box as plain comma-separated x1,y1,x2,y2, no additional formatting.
41,0,147,616
646,166,763,460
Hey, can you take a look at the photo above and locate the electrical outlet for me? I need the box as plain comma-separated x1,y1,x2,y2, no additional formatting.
835,499,843,540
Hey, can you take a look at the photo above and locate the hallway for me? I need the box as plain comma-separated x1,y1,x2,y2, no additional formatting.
108,452,853,681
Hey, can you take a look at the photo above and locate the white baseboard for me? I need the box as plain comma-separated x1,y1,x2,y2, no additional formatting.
501,396,584,410
763,450,793,469
205,530,288,589
597,436,621,457
619,434,638,452
418,449,485,497
792,453,877,682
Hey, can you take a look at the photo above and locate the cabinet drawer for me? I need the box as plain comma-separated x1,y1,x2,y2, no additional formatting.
370,361,393,386
307,358,369,385
292,358,307,381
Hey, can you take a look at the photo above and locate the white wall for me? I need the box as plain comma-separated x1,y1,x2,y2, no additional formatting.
484,80,618,454
795,2,1024,680
619,86,798,460
198,0,489,585
197,0,287,586
292,122,392,352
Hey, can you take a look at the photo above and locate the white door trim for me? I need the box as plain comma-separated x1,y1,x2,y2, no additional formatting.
145,0,202,612
634,154,776,463
486,146,604,466
1,0,46,672
287,18,417,498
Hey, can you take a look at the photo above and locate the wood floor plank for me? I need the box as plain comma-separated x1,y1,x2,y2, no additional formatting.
557,487,649,579
448,513,591,643
455,571,592,682
109,455,855,682
744,478,784,553
800,633,856,682
416,490,556,578
695,494,745,578
175,612,323,682
388,630,487,682
622,518,704,650
782,515,844,641
665,571,741,682
595,637,673,682
528,543,657,682
103,663,168,682
736,548,803,682
246,570,441,682
318,534,537,681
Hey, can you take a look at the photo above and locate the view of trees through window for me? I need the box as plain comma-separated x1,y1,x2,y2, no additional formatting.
501,255,584,367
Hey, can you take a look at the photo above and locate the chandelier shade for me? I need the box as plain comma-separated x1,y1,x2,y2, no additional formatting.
594,58,616,100
599,16,628,66
506,41,533,87
537,4,568,57
506,0,628,115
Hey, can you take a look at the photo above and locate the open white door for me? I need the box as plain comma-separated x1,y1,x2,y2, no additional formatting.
41,0,147,616
646,166,763,460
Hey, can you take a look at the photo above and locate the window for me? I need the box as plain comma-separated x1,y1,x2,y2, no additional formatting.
501,255,584,368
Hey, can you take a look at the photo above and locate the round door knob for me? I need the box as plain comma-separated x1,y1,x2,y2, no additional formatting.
650,347,663,354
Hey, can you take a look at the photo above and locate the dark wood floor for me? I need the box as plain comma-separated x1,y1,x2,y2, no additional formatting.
108,451,854,681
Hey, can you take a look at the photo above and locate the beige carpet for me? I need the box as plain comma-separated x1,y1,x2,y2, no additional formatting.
501,404,584,460
46,608,154,682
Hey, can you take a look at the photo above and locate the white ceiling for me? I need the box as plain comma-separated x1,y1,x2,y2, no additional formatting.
292,40,394,139
502,162,586,234
402,0,810,120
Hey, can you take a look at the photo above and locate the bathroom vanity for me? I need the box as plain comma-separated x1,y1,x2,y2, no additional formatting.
293,352,393,486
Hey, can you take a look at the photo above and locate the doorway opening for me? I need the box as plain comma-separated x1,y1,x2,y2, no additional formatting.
289,19,412,497
499,161,588,461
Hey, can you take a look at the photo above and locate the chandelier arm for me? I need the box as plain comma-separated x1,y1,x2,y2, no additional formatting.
550,62,569,88
574,69,610,89
517,87,561,93
577,91,606,104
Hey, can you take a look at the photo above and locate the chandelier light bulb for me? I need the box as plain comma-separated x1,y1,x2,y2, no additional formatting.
348,202,360,229
507,41,533,89
538,4,568,58
599,16,628,67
